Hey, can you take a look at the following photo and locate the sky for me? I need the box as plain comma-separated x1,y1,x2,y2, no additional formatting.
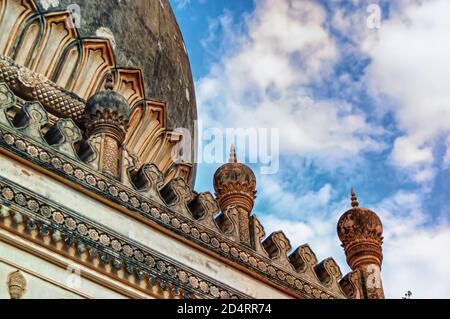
170,0,450,298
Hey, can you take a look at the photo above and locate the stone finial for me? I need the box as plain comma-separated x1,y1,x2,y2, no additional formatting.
337,190,385,299
229,144,237,163
351,188,359,208
213,146,256,213
84,76,130,178
337,197,383,269
7,270,27,299
213,146,257,245
262,231,295,271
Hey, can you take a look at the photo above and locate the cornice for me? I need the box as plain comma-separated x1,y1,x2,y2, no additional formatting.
0,119,345,299
0,176,248,299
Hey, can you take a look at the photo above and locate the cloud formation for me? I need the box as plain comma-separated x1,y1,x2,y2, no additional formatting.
362,0,450,182
194,0,450,298
197,0,384,162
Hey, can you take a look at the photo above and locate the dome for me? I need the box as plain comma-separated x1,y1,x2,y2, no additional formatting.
49,0,198,183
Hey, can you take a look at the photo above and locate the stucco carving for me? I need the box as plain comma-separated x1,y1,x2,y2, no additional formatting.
7,270,27,299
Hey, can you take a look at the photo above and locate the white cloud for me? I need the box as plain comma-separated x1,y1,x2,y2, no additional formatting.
197,0,385,163
195,0,450,298
173,0,190,10
375,191,450,298
362,0,450,180
258,174,334,219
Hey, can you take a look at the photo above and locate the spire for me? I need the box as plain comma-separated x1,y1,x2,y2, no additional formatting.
229,144,237,163
351,188,359,208
104,72,114,90
338,189,385,298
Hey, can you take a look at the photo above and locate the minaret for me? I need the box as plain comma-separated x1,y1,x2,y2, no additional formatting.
213,145,257,246
337,189,385,299
84,73,130,178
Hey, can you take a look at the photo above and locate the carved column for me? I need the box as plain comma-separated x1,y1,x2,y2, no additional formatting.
83,74,130,179
337,189,385,299
213,145,256,246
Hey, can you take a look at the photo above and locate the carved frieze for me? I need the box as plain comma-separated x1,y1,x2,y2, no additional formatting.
188,192,221,232
339,270,363,299
0,86,346,299
132,163,165,205
0,177,245,299
289,244,318,280
215,206,240,243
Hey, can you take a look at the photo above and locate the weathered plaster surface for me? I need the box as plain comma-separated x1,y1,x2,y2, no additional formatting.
0,231,144,299
0,153,292,299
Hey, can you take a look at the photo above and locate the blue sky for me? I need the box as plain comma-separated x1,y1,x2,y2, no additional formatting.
170,0,450,298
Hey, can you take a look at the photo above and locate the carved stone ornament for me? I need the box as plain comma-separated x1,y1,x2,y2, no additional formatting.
0,83,15,127
7,270,27,299
213,145,257,213
337,190,383,269
263,231,295,271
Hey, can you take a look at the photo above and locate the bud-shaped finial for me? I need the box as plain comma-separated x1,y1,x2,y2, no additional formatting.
229,144,237,163
351,188,359,208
